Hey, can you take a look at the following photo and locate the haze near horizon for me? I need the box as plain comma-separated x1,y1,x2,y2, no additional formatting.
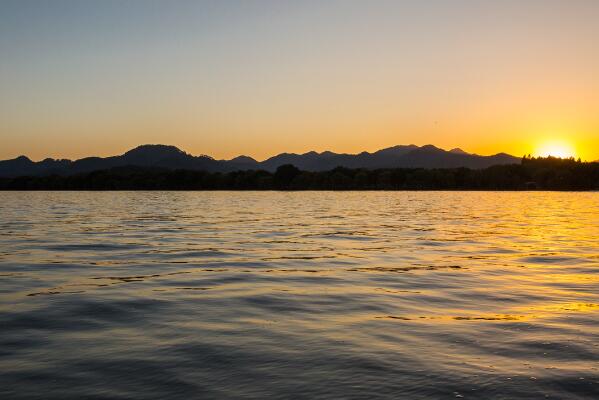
1,0,598,161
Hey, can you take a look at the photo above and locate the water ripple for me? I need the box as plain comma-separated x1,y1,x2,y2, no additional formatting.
0,191,598,399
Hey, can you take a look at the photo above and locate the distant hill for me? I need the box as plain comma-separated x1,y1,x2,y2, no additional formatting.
2,156,597,191
0,144,521,177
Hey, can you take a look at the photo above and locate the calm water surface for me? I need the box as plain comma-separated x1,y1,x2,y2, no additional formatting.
1,191,598,399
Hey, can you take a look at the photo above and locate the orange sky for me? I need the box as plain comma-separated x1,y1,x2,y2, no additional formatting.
1,1,598,161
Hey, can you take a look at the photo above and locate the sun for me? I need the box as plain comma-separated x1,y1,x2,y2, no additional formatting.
534,140,577,159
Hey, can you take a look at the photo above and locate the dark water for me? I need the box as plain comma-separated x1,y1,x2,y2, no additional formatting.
1,191,598,399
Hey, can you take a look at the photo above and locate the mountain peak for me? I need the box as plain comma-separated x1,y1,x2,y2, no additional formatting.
230,155,257,163
124,144,185,157
449,148,469,155
419,144,443,152
374,144,417,156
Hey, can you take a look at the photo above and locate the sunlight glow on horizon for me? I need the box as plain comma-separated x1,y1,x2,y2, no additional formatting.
534,139,578,159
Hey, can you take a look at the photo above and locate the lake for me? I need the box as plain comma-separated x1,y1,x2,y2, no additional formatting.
1,191,598,399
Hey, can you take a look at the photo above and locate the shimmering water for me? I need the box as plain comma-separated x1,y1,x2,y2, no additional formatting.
1,191,598,399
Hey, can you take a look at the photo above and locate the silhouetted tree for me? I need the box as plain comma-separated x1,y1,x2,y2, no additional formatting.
274,164,301,189
1,157,597,191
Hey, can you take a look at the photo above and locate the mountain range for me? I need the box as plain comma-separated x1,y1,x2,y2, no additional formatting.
0,144,520,177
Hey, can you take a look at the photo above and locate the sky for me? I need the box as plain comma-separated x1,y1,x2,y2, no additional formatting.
1,0,598,161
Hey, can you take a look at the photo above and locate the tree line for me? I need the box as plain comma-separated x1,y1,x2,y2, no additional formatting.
0,156,597,191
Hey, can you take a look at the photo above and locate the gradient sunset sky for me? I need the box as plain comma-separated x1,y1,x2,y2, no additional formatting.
1,0,598,161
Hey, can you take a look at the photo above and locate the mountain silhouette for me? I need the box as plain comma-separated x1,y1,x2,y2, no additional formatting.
0,144,520,177
449,147,469,155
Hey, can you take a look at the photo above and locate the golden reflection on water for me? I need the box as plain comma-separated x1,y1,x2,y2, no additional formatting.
0,191,598,398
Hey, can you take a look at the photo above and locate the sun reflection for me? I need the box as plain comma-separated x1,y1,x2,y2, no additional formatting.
534,140,577,159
